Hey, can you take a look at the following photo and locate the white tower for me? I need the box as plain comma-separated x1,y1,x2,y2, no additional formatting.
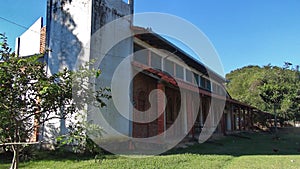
43,0,134,142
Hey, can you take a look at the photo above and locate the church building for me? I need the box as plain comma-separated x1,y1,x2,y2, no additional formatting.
16,0,270,152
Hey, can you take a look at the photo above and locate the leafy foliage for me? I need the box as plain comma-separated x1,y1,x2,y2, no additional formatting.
259,66,288,105
0,34,111,169
226,64,300,121
56,113,103,154
54,61,111,155
0,33,12,61
226,66,266,109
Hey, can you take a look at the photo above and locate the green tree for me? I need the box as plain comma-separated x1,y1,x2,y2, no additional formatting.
0,33,13,61
226,64,299,124
259,66,288,106
55,63,111,154
0,54,44,169
0,34,110,169
259,66,287,134
282,63,300,124
226,65,266,110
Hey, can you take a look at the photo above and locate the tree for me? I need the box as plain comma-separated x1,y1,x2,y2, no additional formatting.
0,54,45,169
283,63,300,124
226,64,299,127
226,65,266,110
0,33,12,61
259,64,299,134
259,72,285,135
55,62,111,154
0,34,110,169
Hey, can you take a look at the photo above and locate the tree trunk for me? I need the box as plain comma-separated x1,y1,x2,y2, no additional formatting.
11,117,20,169
10,145,19,169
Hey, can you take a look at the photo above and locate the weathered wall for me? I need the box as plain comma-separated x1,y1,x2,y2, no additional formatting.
46,0,92,73
89,0,133,140
43,0,93,142
44,0,133,142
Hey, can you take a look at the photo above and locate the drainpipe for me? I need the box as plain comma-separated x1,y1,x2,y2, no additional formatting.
128,0,134,138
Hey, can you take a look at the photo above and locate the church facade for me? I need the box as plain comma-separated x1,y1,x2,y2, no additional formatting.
29,0,269,149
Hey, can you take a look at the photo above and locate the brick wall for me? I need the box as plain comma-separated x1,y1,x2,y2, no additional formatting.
40,26,46,53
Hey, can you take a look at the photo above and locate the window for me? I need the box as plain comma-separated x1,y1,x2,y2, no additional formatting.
193,73,199,86
200,76,205,88
134,44,148,65
212,83,217,93
206,79,211,91
175,64,184,79
164,59,174,76
151,52,162,70
219,85,226,96
217,85,220,94
186,69,193,83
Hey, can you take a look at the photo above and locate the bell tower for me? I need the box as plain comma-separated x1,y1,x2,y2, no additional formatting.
46,0,134,73
43,0,134,142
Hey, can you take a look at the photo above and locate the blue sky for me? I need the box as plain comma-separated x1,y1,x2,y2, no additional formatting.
0,0,299,74
0,0,46,48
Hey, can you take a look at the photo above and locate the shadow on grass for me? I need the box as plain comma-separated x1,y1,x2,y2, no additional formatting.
0,147,120,165
163,131,300,157
1,130,300,165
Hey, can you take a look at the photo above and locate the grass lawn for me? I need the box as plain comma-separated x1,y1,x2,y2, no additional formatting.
1,131,300,169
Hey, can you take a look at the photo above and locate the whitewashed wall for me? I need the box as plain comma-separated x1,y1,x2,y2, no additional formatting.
15,17,43,57
89,0,133,141
44,0,133,143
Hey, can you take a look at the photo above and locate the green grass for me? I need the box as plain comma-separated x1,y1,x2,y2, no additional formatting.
0,154,233,169
223,155,300,169
1,131,300,169
166,131,300,156
1,154,300,169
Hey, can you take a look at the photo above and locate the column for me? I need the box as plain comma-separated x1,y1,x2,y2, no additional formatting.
186,92,193,137
250,108,254,130
183,92,188,134
243,108,246,130
199,96,203,127
157,82,165,135
238,107,241,130
231,104,235,131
